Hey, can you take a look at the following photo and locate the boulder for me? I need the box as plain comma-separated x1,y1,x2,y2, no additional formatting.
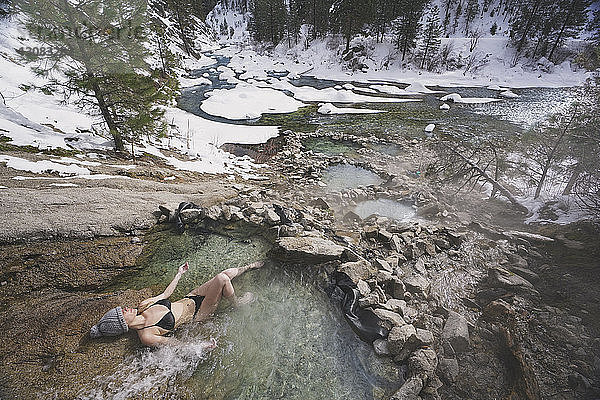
275,236,345,264
204,205,223,220
374,258,393,272
339,259,376,284
414,328,434,346
509,266,540,284
438,358,459,383
392,277,406,299
390,235,404,252
373,339,391,356
488,267,537,294
388,324,416,354
441,311,470,353
373,308,406,330
343,211,362,223
403,274,430,297
310,197,330,209
409,348,439,379
390,376,423,400
263,208,281,225
357,279,371,296
383,298,407,314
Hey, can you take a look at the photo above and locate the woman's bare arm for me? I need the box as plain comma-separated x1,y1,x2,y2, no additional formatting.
138,262,189,310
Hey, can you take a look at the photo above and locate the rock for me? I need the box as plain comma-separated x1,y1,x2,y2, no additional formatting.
179,208,204,224
275,236,345,263
441,311,470,353
376,269,394,282
248,214,263,225
263,208,281,225
375,258,393,272
359,293,380,307
388,324,416,354
505,230,554,243
509,266,540,284
339,259,376,284
343,211,362,223
373,308,406,330
403,274,430,297
506,253,528,268
357,279,371,296
409,348,438,379
310,197,330,209
384,298,407,314
373,339,391,356
393,277,406,299
390,376,423,400
378,229,393,243
488,267,537,294
438,358,459,383
279,223,303,237
363,225,379,239
417,203,441,217
483,299,513,321
204,205,222,220
390,235,404,252
414,328,434,346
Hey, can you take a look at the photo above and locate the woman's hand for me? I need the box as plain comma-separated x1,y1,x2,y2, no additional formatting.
178,262,189,275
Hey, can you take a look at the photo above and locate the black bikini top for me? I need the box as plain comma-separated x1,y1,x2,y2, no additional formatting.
140,299,175,331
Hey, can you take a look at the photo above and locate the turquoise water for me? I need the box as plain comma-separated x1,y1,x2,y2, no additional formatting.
322,164,384,192
80,231,402,399
354,199,416,221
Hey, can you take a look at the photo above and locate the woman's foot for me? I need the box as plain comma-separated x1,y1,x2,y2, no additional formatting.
234,291,256,306
238,260,265,275
202,337,218,351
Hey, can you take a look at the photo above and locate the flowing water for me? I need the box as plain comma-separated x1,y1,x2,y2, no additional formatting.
80,229,402,399
322,164,384,192
354,199,416,221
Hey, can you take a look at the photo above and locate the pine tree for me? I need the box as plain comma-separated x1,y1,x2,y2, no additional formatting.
547,0,590,61
442,0,455,33
420,5,442,69
330,0,373,51
17,0,176,152
453,0,463,33
392,0,427,60
464,0,479,34
249,0,287,44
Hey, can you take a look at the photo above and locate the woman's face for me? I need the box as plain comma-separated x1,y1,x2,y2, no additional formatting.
122,306,137,326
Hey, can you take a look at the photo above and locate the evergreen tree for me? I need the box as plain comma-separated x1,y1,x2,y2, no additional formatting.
420,5,442,69
547,0,590,60
453,0,463,33
589,9,600,45
330,0,373,51
442,0,455,33
392,0,427,60
249,0,287,44
17,0,176,152
464,0,479,34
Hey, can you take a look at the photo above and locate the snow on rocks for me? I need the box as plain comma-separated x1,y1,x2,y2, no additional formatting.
440,93,500,104
0,154,91,176
424,124,435,133
200,84,306,120
439,103,450,110
500,90,519,98
179,76,212,88
317,103,385,114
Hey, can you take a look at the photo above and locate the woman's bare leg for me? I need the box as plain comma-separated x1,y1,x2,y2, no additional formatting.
187,261,264,321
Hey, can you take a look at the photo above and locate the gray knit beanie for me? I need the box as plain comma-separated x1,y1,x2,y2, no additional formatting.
90,306,129,338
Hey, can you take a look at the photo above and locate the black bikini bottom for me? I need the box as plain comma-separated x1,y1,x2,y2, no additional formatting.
185,295,205,317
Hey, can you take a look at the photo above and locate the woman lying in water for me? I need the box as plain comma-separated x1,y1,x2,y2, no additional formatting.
90,260,264,347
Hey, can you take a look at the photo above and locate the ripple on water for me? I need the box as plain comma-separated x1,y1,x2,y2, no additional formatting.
354,199,416,221
323,164,383,192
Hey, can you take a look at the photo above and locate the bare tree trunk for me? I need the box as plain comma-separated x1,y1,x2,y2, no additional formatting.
444,143,528,212
548,0,575,61
517,0,541,53
563,163,582,195
534,107,577,199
